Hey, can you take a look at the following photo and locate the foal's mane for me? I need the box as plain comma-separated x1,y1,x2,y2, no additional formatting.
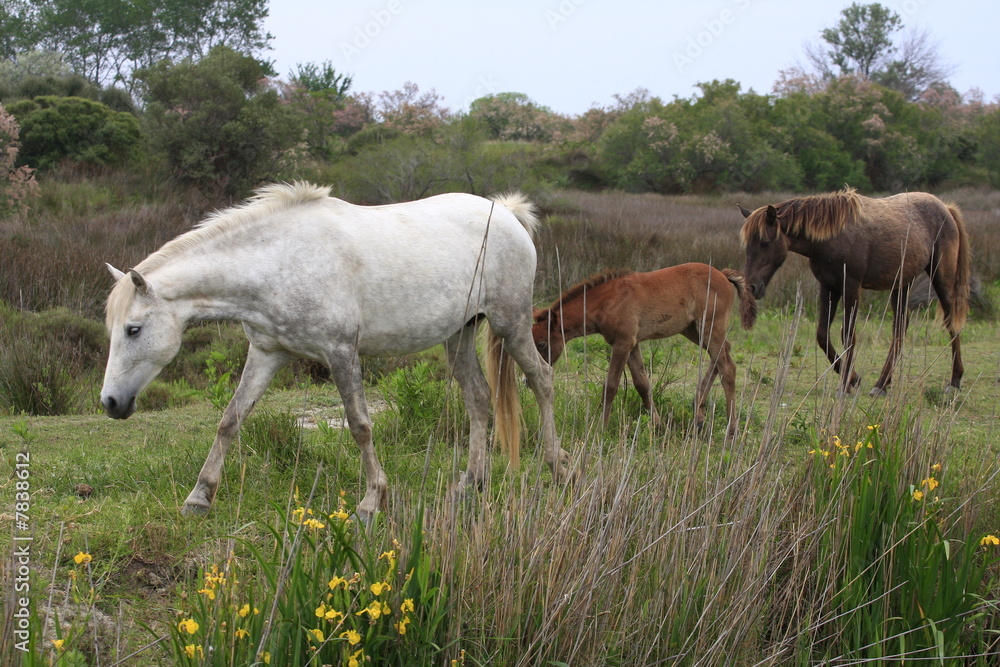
539,268,634,316
106,182,330,330
740,187,864,245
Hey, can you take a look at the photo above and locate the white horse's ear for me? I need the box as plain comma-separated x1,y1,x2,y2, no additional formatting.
129,269,150,295
737,204,753,219
107,263,127,281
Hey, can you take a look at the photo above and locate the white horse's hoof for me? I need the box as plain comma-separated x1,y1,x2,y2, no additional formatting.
181,502,211,516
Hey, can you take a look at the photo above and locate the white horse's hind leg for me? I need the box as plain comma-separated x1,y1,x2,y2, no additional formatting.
183,345,292,515
443,325,491,493
499,328,574,482
327,347,387,525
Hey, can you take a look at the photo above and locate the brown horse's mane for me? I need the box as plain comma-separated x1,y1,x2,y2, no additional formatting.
540,268,634,315
740,187,864,245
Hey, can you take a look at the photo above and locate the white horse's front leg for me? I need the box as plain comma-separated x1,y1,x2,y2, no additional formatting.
183,346,291,515
328,349,386,525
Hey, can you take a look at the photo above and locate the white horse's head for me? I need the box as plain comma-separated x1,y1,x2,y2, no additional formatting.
101,264,183,419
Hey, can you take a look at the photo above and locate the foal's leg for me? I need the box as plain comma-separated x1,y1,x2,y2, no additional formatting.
871,284,911,396
442,325,491,492
626,345,660,426
183,345,292,515
326,346,386,524
602,340,637,426
683,324,721,434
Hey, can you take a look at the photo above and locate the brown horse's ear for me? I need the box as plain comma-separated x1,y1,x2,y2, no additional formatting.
532,308,546,323
765,205,778,226
737,204,753,219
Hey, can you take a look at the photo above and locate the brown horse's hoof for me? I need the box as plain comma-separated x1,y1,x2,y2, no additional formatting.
869,386,888,397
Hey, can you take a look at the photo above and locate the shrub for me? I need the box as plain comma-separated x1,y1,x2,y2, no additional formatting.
12,96,141,170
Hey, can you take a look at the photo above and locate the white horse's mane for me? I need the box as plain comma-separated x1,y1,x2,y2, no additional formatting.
106,182,330,329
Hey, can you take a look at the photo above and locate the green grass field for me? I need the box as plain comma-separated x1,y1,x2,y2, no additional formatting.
3,187,999,665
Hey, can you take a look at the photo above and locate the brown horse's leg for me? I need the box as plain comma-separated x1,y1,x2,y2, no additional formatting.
327,346,386,525
625,345,660,426
602,340,634,425
838,284,863,394
817,284,853,387
183,345,292,515
443,326,491,492
872,284,910,396
930,269,965,390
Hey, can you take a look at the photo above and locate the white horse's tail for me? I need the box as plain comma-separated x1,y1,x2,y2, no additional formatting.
490,192,539,239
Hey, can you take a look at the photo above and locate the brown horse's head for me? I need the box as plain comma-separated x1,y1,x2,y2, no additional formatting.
532,307,567,366
738,204,789,300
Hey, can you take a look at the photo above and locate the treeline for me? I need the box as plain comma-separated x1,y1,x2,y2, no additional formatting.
1,3,999,207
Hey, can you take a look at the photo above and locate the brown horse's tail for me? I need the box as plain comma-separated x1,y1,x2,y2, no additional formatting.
722,268,758,330
946,203,971,332
484,325,522,467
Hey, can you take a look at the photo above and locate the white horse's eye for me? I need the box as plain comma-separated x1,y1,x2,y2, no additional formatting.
126,325,142,338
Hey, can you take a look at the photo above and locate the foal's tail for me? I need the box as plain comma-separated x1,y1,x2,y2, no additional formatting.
484,325,522,467
946,203,971,332
722,268,758,330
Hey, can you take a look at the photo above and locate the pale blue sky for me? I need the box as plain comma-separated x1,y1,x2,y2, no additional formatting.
263,1,999,114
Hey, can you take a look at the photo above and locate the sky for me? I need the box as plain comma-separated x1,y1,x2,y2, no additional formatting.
263,0,1000,116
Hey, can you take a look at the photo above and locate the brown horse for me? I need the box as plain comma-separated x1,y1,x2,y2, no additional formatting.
533,263,757,436
738,188,970,396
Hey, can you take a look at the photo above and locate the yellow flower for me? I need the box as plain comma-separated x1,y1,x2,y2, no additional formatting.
198,587,216,600
868,424,880,431
395,616,411,635
329,509,351,521
324,608,345,624
401,599,415,613
307,627,324,642
370,581,391,596
178,618,200,635
981,534,1000,546
73,552,92,565
238,603,259,618
341,629,361,645
303,517,326,531
235,628,250,640
52,639,65,651
328,575,348,590
931,463,942,472
183,644,203,659
356,600,383,620
315,603,328,618
912,489,925,502
259,651,271,664
349,649,365,667
379,550,397,570
922,477,940,491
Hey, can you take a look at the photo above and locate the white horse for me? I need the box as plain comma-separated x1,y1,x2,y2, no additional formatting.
101,182,573,521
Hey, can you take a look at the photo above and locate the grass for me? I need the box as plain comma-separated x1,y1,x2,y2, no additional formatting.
2,184,1000,665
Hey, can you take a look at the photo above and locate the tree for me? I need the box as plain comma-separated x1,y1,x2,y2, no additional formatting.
9,0,272,92
281,61,359,158
139,46,300,195
467,92,561,142
820,2,902,78
806,3,950,100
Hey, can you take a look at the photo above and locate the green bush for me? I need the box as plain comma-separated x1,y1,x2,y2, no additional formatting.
138,46,302,196
12,95,141,170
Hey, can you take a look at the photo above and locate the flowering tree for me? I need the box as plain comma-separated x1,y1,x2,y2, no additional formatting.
0,104,39,216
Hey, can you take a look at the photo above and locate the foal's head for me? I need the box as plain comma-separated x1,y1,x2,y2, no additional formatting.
532,307,567,366
738,204,790,300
